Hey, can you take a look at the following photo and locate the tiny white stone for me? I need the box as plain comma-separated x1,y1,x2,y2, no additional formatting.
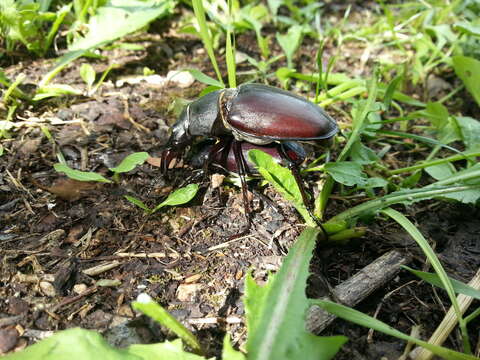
136,293,152,304
166,70,195,88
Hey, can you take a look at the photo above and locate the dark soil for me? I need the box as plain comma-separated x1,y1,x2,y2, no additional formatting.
1,4,479,358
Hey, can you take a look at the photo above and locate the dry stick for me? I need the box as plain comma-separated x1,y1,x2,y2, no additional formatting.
306,250,410,334
50,286,98,313
411,268,480,360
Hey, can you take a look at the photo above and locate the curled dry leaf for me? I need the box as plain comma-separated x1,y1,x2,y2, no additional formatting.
32,178,103,201
146,156,161,167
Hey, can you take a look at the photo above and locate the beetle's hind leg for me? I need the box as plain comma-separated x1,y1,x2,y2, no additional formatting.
277,142,329,241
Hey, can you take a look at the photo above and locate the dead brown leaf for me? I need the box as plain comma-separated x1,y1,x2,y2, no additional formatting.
32,178,103,201
146,156,161,167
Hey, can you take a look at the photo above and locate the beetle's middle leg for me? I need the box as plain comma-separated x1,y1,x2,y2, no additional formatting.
277,142,329,241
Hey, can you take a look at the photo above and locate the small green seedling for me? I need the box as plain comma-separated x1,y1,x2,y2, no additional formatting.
80,63,96,93
109,152,149,183
79,63,118,96
54,163,112,183
54,152,150,184
125,183,199,215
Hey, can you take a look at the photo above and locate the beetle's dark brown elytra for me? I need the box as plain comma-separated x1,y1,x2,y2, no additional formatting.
161,83,339,238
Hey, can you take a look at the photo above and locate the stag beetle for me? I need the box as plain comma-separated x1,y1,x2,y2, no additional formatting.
161,83,338,236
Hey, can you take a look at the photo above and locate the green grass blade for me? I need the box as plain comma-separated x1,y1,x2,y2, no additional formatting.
315,301,477,360
41,0,174,86
328,185,480,224
225,0,236,88
403,266,480,300
124,195,151,213
381,208,471,354
376,130,461,154
132,294,203,354
318,73,378,216
389,150,480,175
191,0,224,85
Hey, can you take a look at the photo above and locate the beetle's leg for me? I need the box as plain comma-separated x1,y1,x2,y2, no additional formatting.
278,142,329,241
161,148,178,175
204,137,232,174
231,139,252,238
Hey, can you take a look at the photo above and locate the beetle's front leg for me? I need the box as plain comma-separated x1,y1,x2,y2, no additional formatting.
277,142,328,241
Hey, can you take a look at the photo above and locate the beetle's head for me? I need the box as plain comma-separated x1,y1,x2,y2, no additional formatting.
161,107,191,174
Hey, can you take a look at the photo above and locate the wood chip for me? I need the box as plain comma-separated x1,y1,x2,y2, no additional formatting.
82,261,121,276
306,250,410,334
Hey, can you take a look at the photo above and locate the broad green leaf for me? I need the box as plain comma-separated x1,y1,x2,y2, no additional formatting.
440,189,480,203
361,177,388,189
315,301,477,360
245,227,347,360
54,163,112,183
432,163,480,187
454,22,480,37
425,163,455,181
403,266,480,300
151,184,199,214
132,294,202,354
80,63,96,89
452,56,480,107
3,328,206,360
124,195,151,212
455,116,480,150
276,25,304,69
41,0,174,86
324,162,367,187
109,152,149,174
186,69,224,88
222,335,246,360
350,141,379,164
422,102,460,144
69,0,174,52
248,149,314,226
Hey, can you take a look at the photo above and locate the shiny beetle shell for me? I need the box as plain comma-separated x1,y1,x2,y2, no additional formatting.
166,83,338,150
219,84,338,145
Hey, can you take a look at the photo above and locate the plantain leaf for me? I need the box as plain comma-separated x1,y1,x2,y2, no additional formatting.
245,227,347,360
